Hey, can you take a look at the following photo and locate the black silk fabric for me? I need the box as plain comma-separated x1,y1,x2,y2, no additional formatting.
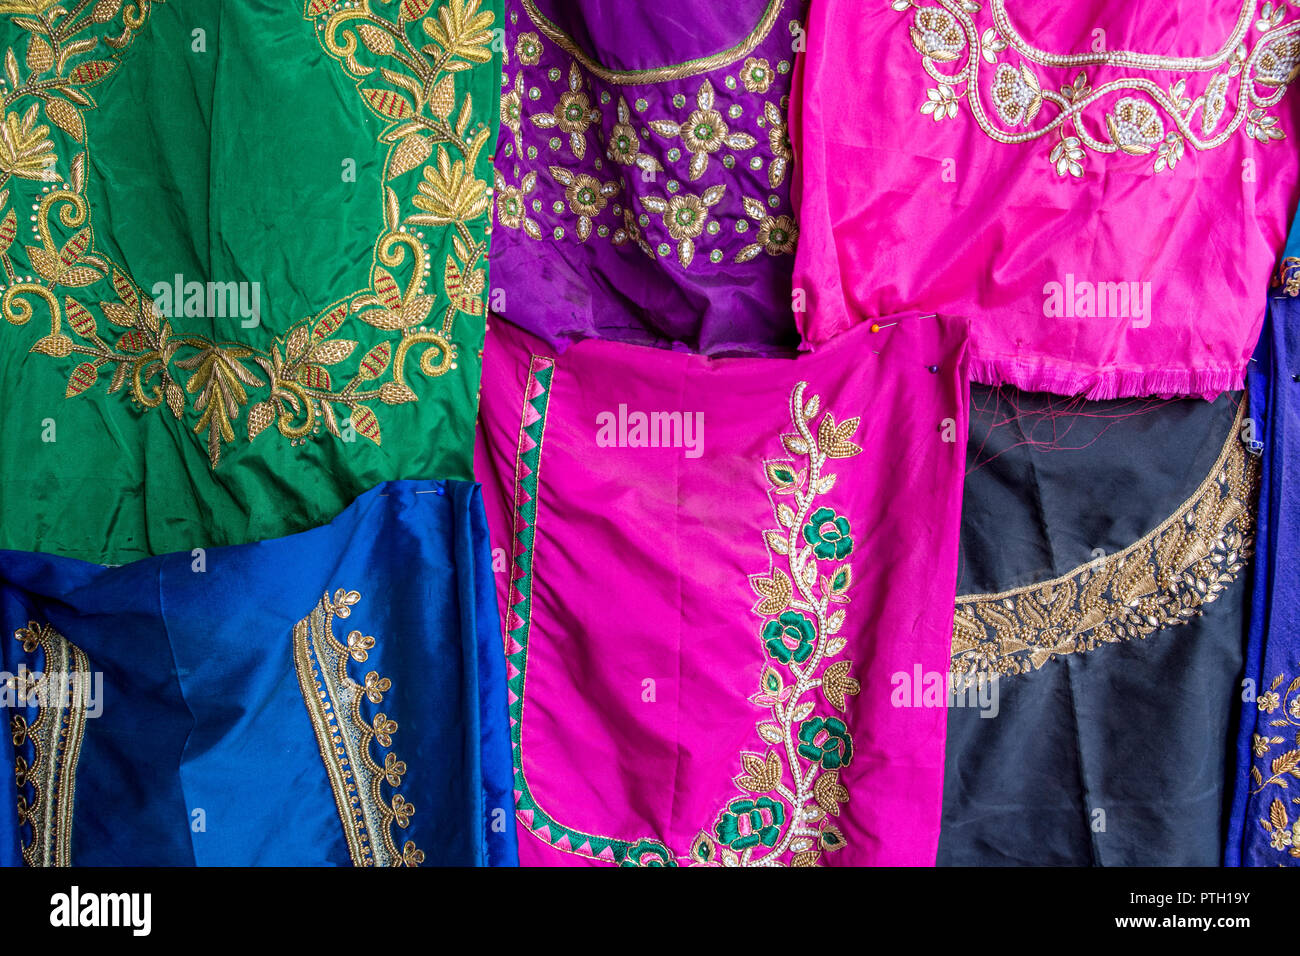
940,386,1256,866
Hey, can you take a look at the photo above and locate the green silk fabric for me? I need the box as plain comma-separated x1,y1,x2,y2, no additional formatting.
0,0,500,562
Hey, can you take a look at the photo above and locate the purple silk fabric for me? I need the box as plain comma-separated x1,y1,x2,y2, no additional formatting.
492,0,804,355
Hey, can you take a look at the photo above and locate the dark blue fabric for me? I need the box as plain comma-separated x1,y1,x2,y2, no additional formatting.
0,480,518,867
1227,297,1300,866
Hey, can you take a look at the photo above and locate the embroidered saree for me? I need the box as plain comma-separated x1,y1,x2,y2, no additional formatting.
0,0,499,562
0,479,516,867
491,0,804,356
475,312,969,866
792,0,1300,399
1225,297,1300,866
944,386,1256,865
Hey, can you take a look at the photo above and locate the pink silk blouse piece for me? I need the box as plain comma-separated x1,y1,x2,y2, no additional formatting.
791,0,1300,399
475,311,969,866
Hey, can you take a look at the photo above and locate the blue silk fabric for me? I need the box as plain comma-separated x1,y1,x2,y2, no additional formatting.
0,480,517,867
1226,296,1300,866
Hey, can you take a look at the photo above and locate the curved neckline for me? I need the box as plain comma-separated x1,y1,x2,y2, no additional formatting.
990,0,1257,72
519,0,785,84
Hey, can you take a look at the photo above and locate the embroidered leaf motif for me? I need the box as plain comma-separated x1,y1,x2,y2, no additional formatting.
177,346,264,465
65,298,96,338
1272,750,1300,778
820,825,847,852
821,660,860,713
756,723,784,745
813,770,848,815
0,208,15,257
363,87,416,120
1271,797,1289,830
688,831,716,865
764,460,798,489
829,564,852,594
749,571,793,615
65,362,97,398
781,433,809,455
735,751,782,793
379,381,418,404
357,342,393,380
764,530,790,555
350,405,382,445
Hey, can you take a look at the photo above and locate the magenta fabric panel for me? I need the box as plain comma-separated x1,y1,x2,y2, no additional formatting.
791,0,1300,399
475,311,970,866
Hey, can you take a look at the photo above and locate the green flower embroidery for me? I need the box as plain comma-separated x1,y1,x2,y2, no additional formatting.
714,796,786,851
619,839,677,867
797,716,853,770
802,506,853,560
761,610,815,665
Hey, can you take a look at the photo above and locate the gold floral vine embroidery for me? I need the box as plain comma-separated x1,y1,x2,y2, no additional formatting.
1274,254,1300,295
683,382,862,867
0,0,495,465
293,588,424,867
952,398,1258,677
1250,666,1300,859
517,0,784,84
11,619,88,868
896,0,1299,176
494,11,799,270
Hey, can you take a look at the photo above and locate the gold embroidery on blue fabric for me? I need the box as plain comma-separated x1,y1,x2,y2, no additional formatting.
293,589,423,867
11,620,87,868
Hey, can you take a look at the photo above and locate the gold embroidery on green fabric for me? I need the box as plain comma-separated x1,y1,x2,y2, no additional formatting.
11,620,87,868
293,588,424,867
686,382,862,868
518,0,783,84
952,398,1258,677
0,0,495,465
898,0,1299,177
